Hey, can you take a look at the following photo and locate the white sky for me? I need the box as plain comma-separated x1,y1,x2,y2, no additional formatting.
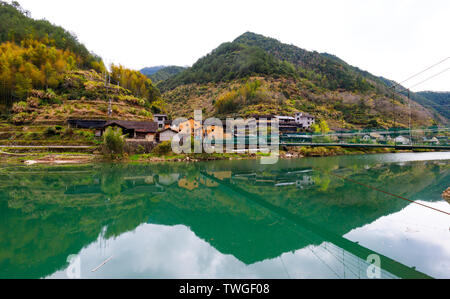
11,0,450,91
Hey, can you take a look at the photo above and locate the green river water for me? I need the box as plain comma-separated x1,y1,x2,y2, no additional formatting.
0,152,449,279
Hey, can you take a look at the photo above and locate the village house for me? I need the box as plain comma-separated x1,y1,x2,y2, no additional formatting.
158,128,178,142
170,112,317,140
102,120,158,142
164,119,172,129
153,114,168,130
174,118,232,140
362,135,371,142
67,119,107,137
203,123,232,140
423,136,440,145
369,132,384,142
294,112,315,129
275,115,296,124
394,135,410,145
428,137,440,145
275,115,300,133
175,118,202,136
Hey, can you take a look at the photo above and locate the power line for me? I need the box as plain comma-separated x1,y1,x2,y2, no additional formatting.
397,57,449,87
330,172,450,216
408,67,450,89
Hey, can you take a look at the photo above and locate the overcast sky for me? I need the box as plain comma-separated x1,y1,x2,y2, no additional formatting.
12,0,450,91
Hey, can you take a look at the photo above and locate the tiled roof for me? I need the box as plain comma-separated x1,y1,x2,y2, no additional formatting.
104,120,158,133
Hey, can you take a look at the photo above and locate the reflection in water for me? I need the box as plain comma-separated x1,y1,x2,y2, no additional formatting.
0,152,449,279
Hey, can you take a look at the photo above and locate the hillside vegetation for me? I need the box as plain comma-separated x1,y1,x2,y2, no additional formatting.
160,32,438,129
140,66,166,77
0,1,163,124
146,66,186,83
415,91,450,122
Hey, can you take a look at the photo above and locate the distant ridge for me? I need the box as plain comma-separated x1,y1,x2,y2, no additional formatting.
140,66,167,77
157,32,443,128
141,66,187,83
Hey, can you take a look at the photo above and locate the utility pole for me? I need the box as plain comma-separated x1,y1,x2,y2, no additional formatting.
408,89,412,145
105,71,112,117
108,73,112,116
392,87,396,146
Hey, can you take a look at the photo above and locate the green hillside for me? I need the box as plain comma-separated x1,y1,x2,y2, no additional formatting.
147,66,186,83
0,1,104,72
159,32,437,129
0,1,163,124
158,42,298,91
140,66,166,77
415,91,450,122
234,32,374,92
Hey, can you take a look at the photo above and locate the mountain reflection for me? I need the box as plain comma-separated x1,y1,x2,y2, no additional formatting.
0,154,448,278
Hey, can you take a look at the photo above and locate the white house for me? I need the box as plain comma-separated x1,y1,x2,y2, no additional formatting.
428,137,439,145
153,114,168,130
394,135,410,145
294,112,315,129
369,132,384,141
275,116,296,124
158,128,178,142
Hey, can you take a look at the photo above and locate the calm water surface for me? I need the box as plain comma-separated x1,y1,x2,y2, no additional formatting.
0,152,449,279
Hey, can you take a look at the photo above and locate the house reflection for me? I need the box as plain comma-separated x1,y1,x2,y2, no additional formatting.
1,160,447,279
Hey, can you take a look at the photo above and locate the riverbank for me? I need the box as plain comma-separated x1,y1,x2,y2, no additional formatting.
0,146,443,165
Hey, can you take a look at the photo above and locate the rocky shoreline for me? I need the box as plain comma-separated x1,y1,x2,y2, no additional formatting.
0,146,443,165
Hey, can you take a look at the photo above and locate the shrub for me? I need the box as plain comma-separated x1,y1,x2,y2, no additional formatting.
26,97,40,108
136,145,146,154
102,126,125,157
139,109,152,117
151,141,173,156
78,130,94,140
44,126,59,136
12,101,28,113
11,112,34,124
39,89,62,105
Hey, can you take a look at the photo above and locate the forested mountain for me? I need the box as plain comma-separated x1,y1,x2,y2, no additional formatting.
140,66,167,77
0,1,163,123
234,32,375,92
0,1,104,72
158,42,298,91
146,66,186,83
415,91,450,122
0,2,445,129
159,32,443,129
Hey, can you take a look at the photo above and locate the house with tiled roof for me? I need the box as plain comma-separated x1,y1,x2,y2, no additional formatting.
102,120,158,141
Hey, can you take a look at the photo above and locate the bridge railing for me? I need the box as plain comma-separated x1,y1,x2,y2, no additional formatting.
280,127,449,147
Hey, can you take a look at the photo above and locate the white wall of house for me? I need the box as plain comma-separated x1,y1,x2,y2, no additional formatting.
153,115,167,130
394,136,410,145
159,130,177,142
295,112,315,129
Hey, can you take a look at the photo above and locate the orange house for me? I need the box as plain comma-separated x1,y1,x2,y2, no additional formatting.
176,118,231,140
177,118,202,136
203,124,232,141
